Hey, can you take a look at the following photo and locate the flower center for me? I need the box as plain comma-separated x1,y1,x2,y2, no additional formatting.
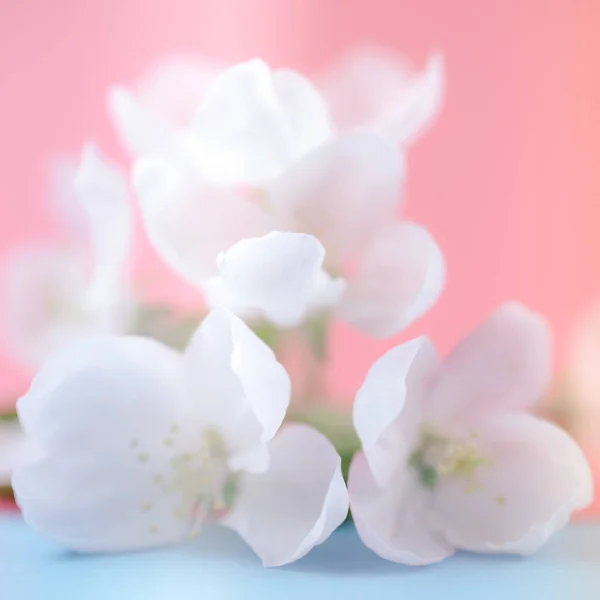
408,423,491,492
154,428,238,537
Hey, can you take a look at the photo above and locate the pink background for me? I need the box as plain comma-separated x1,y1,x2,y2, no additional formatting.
0,0,599,404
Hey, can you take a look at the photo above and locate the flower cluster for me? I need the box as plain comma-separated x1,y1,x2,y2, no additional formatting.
4,48,593,567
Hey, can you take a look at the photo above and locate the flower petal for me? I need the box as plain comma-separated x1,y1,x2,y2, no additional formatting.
429,302,552,421
353,337,440,487
348,451,454,565
271,68,333,162
107,86,179,158
209,232,342,328
183,309,291,472
190,59,332,185
134,55,218,127
428,413,593,555
338,221,444,338
132,155,270,287
321,47,444,145
48,155,88,245
1,246,94,369
74,143,132,316
12,335,205,552
271,132,403,262
222,423,348,566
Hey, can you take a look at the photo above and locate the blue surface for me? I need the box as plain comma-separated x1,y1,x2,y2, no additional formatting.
1,515,599,600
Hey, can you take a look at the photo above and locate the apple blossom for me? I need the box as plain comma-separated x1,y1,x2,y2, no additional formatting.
319,46,443,146
1,144,132,368
348,303,593,565
108,47,442,159
12,309,348,566
131,60,444,338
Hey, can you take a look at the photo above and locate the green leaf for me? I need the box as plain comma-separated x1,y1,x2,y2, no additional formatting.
0,411,17,423
251,321,280,351
129,304,204,351
0,485,14,500
302,316,329,362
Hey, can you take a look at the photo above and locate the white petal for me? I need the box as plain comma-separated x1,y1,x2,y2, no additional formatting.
13,335,205,552
0,421,31,486
190,59,332,185
338,221,445,338
307,269,347,313
222,424,348,566
74,143,132,316
132,156,270,287
47,155,88,245
353,337,440,487
429,302,552,422
429,414,593,555
1,246,99,369
107,86,180,158
271,132,403,262
321,47,444,145
271,68,333,160
348,452,454,565
183,309,290,472
135,55,218,127
211,232,340,327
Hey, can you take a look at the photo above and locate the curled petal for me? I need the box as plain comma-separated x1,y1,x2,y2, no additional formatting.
222,424,348,566
190,59,332,185
74,143,132,316
353,337,440,486
338,221,444,338
184,309,291,472
321,47,444,145
429,414,593,555
271,132,403,262
107,86,179,158
348,452,454,565
13,336,202,552
209,232,342,327
133,156,270,287
429,302,552,421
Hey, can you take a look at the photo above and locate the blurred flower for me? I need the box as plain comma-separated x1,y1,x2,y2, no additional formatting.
205,232,345,328
319,46,443,146
348,302,592,565
206,230,441,341
131,60,444,338
12,309,348,566
108,47,443,159
559,301,600,455
2,144,132,369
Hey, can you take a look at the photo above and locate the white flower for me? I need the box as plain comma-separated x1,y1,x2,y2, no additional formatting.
204,232,345,328
348,302,593,565
131,61,444,337
12,308,348,566
319,46,443,146
2,144,132,368
108,55,218,158
108,47,442,159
